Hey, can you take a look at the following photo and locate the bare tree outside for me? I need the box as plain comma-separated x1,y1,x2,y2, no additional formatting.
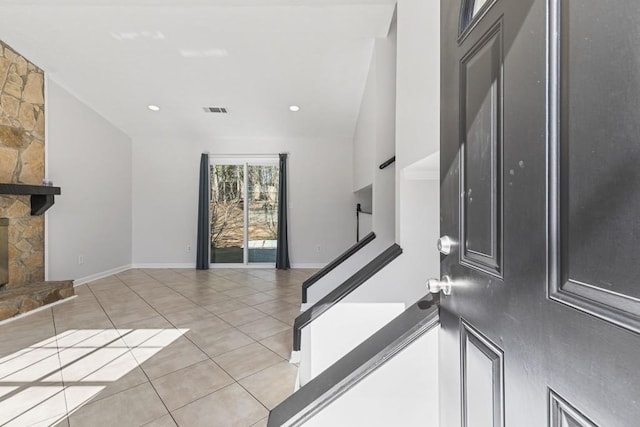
210,163,279,263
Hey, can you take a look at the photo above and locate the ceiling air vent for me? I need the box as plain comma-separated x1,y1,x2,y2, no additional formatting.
203,107,228,114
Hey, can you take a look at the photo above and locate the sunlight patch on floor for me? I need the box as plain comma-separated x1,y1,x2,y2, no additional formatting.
0,328,188,426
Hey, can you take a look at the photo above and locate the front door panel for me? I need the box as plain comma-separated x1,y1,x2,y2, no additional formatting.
461,321,503,427
440,0,640,425
549,0,640,333
460,20,503,277
549,391,597,427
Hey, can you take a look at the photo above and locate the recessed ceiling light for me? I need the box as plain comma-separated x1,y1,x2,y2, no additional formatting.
289,105,300,112
147,105,160,112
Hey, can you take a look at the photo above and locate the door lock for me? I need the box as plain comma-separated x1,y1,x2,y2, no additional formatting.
437,236,453,255
427,275,452,296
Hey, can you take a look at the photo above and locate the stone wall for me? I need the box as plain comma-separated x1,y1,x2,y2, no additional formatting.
0,41,46,288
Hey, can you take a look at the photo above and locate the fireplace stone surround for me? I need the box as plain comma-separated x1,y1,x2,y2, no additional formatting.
0,41,74,321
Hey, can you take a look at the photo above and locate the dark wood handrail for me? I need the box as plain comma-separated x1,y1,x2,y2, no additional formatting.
293,244,403,351
379,156,396,169
302,232,376,303
269,294,440,427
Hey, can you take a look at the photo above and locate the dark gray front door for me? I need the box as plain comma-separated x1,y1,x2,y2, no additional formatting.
439,0,640,425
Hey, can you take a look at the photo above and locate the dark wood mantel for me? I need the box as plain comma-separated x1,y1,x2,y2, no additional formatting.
0,183,61,215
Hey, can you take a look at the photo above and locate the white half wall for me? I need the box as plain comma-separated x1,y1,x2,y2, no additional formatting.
343,254,424,307
304,325,440,427
132,136,354,266
302,302,404,385
46,79,133,282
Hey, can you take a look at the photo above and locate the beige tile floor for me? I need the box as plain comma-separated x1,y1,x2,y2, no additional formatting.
0,268,316,427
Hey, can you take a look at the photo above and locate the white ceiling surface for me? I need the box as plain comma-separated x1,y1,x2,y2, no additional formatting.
0,1,395,139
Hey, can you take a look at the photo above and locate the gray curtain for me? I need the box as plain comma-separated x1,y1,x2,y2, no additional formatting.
196,153,210,270
276,153,291,269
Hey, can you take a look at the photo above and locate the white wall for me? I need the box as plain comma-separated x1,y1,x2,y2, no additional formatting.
46,79,133,283
41,0,438,281
358,212,373,238
304,325,439,427
352,13,397,243
395,0,440,171
396,0,440,244
353,52,376,193
131,136,354,267
324,0,439,308
372,13,397,243
303,302,404,385
398,152,441,291
309,167,439,307
343,177,439,307
303,235,392,306
399,176,440,286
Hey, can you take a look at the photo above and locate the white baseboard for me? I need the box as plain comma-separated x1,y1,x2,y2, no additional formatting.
300,303,311,311
210,263,273,269
127,262,323,270
290,350,301,364
211,263,324,269
73,265,132,286
130,263,195,269
291,263,325,269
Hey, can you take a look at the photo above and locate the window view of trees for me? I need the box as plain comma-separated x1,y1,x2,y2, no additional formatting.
210,165,244,263
210,163,279,263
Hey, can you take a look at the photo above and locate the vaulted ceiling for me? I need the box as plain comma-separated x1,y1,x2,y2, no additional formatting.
0,0,395,139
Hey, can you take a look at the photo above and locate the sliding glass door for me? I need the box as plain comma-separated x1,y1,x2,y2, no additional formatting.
210,164,245,263
247,165,279,263
210,159,279,265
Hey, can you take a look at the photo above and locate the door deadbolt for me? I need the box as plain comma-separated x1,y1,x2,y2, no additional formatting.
437,236,453,255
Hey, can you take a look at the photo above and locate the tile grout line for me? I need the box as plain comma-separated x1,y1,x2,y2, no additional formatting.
0,268,313,426
108,272,184,426
5,268,313,426
123,272,286,418
8,311,125,426
120,270,297,417
50,306,72,427
65,278,171,423
121,271,276,418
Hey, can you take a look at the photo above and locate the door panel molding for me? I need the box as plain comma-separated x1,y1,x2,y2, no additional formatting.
547,0,640,334
459,18,504,278
549,390,598,427
460,320,504,427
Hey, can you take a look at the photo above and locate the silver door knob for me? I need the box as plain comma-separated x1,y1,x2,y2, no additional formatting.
437,236,453,255
427,275,452,295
